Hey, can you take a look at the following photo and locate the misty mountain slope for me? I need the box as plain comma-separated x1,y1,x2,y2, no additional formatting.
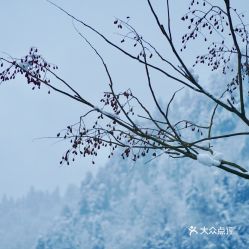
35,79,249,248
0,185,79,249
35,153,249,249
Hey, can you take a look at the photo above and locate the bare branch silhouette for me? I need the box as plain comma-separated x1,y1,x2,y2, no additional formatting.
1,0,249,179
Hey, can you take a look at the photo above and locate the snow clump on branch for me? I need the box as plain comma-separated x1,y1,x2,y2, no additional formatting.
197,152,222,167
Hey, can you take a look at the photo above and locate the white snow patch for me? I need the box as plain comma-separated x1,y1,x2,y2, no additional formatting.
212,151,223,161
102,110,119,119
197,153,221,167
93,106,119,119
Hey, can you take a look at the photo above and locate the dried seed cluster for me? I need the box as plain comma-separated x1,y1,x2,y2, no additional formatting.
0,47,57,92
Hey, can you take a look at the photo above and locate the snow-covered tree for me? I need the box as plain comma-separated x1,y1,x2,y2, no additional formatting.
35,86,249,248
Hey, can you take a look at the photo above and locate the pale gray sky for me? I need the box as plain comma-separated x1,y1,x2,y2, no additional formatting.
0,0,247,198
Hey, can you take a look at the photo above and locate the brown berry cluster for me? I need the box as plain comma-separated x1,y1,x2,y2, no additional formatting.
0,47,57,91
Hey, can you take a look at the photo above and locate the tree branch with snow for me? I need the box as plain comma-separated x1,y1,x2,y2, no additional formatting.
1,0,249,179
